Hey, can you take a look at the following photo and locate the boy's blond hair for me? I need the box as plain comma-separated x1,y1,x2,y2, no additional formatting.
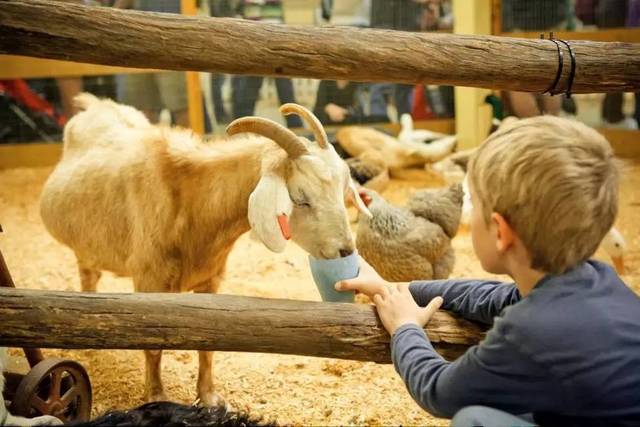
468,116,619,274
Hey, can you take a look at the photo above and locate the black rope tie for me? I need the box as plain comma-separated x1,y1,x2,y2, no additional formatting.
540,32,577,98
556,38,576,97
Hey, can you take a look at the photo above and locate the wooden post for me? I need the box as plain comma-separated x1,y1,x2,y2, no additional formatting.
453,0,494,150
0,251,15,288
491,0,502,36
180,0,205,134
1,0,639,93
0,247,44,368
0,288,486,362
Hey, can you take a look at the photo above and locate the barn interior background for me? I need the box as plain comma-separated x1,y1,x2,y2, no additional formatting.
1,0,638,425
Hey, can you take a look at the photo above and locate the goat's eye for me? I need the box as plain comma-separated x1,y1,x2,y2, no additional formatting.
292,198,311,208
291,190,311,208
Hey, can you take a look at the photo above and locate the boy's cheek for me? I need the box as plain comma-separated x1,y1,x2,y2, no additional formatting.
471,225,502,274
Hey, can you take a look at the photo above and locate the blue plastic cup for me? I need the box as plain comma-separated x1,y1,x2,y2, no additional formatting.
309,251,359,303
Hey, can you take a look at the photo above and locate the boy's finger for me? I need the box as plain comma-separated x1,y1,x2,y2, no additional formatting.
373,293,384,305
335,279,363,291
380,285,391,298
418,296,444,326
335,280,350,291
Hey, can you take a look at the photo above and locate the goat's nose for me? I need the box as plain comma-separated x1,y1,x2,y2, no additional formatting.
339,248,354,258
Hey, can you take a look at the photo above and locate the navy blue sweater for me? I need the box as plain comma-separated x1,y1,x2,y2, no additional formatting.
393,261,640,426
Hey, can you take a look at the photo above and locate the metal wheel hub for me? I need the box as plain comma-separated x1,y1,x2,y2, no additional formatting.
10,358,92,424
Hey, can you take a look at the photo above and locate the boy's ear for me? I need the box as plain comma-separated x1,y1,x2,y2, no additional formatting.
492,212,515,253
248,174,293,253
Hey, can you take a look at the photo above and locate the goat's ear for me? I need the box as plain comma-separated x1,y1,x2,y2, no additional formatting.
248,174,293,253
346,179,372,218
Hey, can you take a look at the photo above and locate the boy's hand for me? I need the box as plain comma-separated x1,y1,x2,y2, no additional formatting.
335,257,390,299
373,284,444,336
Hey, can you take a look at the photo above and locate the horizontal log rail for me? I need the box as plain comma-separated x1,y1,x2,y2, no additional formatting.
0,288,486,362
1,0,639,93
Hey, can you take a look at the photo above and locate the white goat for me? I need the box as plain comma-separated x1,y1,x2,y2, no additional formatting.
39,94,370,405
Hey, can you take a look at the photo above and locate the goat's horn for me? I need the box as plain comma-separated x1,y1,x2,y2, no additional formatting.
226,117,309,159
279,103,329,149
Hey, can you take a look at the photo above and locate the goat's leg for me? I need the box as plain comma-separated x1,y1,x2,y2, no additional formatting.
193,279,225,407
134,269,179,403
196,351,225,407
143,349,167,402
77,259,101,292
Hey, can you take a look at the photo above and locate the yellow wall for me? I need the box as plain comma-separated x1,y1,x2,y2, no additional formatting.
283,0,319,25
0,143,62,170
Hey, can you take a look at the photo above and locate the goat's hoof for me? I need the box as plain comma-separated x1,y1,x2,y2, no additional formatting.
197,391,226,408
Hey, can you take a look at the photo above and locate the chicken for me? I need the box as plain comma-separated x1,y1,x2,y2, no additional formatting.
398,113,448,145
356,184,463,282
428,149,475,233
346,150,390,193
336,126,456,174
429,148,476,187
601,227,627,275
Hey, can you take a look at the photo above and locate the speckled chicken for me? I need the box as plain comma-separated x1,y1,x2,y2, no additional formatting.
346,150,390,193
356,184,464,282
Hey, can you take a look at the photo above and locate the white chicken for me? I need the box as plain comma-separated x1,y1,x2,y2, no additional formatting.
398,113,448,145
335,126,456,172
601,227,627,275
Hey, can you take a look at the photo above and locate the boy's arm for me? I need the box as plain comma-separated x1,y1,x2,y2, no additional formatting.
409,279,520,324
391,320,554,418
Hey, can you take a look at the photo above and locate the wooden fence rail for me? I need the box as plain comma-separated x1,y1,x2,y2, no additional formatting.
0,288,486,362
1,0,639,93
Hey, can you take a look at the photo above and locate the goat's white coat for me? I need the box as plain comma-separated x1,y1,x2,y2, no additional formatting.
39,94,363,404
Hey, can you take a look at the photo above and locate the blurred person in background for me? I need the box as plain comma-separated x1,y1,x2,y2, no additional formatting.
230,0,303,128
576,0,637,128
313,80,376,125
501,0,570,117
114,0,189,127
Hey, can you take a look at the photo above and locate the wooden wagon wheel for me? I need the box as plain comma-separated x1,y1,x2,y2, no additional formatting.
9,358,92,423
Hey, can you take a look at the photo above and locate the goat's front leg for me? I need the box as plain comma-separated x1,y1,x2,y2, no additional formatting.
134,268,178,403
77,258,101,292
194,279,225,407
196,351,225,407
143,349,167,402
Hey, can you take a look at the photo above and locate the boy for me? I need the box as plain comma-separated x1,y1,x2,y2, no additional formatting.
337,116,640,426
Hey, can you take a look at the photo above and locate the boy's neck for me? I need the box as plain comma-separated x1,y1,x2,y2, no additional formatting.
508,264,547,297
502,240,548,296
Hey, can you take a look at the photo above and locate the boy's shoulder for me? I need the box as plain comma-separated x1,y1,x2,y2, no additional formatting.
497,261,639,357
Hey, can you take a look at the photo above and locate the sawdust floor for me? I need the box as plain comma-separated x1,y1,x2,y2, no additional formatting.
1,161,638,426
